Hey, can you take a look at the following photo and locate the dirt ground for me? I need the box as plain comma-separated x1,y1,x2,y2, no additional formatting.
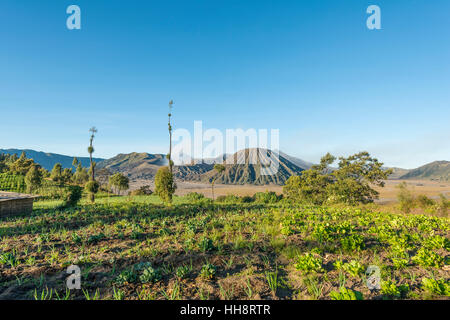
130,179,450,204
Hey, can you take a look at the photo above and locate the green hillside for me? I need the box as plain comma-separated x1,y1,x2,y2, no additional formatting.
400,161,450,181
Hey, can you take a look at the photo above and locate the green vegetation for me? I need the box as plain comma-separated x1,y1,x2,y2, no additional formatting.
396,182,449,216
155,167,176,204
0,173,26,193
1,146,448,301
0,193,448,300
284,152,391,205
109,173,130,195
87,127,99,203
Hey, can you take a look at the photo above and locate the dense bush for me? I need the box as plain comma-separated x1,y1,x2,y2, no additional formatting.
185,192,205,202
254,191,282,204
128,185,153,196
396,182,416,213
85,180,100,203
216,195,242,203
63,185,83,207
155,166,176,204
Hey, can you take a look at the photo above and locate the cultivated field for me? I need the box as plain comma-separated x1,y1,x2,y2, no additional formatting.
0,195,448,300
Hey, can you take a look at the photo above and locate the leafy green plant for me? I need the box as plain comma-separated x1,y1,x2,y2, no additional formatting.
140,266,162,283
421,278,449,296
381,280,401,298
198,237,215,252
341,260,365,277
340,234,365,251
114,269,137,285
112,287,125,300
200,263,216,279
330,287,363,300
295,253,324,273
413,248,444,268
87,232,105,245
0,251,18,268
176,265,191,279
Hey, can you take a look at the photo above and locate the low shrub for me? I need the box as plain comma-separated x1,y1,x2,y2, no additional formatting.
62,185,82,207
254,191,281,204
128,185,153,196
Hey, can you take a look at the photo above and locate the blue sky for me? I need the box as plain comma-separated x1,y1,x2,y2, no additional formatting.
0,0,449,169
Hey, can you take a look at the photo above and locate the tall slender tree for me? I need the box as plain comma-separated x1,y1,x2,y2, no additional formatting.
88,127,97,181
72,157,79,168
86,127,99,203
167,100,174,174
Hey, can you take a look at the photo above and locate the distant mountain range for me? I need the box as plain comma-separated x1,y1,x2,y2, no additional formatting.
2,148,449,184
98,149,307,185
0,149,104,171
399,161,450,181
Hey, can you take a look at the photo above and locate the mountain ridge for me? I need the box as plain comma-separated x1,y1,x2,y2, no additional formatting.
399,161,450,181
0,149,104,171
2,148,449,184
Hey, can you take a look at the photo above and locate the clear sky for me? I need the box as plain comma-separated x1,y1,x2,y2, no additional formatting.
0,0,449,169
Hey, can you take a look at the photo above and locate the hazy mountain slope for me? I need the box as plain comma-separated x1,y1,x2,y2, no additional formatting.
387,167,411,180
97,152,167,180
400,161,450,181
0,149,103,171
279,151,313,170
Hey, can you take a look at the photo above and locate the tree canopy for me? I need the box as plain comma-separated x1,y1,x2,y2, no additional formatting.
284,151,392,205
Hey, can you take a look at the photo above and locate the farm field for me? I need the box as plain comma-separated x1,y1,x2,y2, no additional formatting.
0,195,448,300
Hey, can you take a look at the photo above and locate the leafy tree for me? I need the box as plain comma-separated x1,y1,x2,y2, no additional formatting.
85,180,100,203
73,163,89,185
25,165,42,193
61,168,73,185
284,151,391,205
109,173,129,195
9,152,35,175
72,157,79,167
328,152,392,205
155,166,176,204
50,163,63,183
283,153,335,205
211,164,225,201
0,154,8,173
63,185,82,207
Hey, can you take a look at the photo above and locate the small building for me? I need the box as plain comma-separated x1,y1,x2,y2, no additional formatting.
0,192,36,217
